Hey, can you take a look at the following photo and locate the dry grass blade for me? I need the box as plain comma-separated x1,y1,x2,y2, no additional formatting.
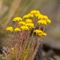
4,0,22,27
0,0,3,13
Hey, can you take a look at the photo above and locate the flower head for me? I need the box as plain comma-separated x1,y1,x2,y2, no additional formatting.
25,19,33,23
38,33,47,36
37,17,51,25
37,20,47,25
12,17,22,22
18,21,26,25
23,14,34,19
26,23,35,29
30,10,40,14
30,10,41,17
14,27,21,32
20,26,29,30
38,15,48,19
6,26,14,32
34,29,47,36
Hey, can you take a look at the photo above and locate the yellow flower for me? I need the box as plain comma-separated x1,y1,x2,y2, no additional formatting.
25,19,33,23
34,29,43,33
38,15,51,22
18,21,26,25
34,29,47,36
35,13,41,17
30,10,40,14
20,26,29,30
37,20,47,25
37,17,51,25
14,27,21,32
38,14,46,19
23,13,34,19
12,17,22,22
26,23,35,28
6,26,14,32
42,15,48,19
30,10,41,17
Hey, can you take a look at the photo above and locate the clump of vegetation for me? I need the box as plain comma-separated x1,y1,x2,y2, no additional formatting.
3,10,51,60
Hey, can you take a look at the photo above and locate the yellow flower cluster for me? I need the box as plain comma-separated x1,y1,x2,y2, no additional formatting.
6,10,51,37
22,10,51,25
6,19,34,32
23,10,40,19
6,27,21,32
